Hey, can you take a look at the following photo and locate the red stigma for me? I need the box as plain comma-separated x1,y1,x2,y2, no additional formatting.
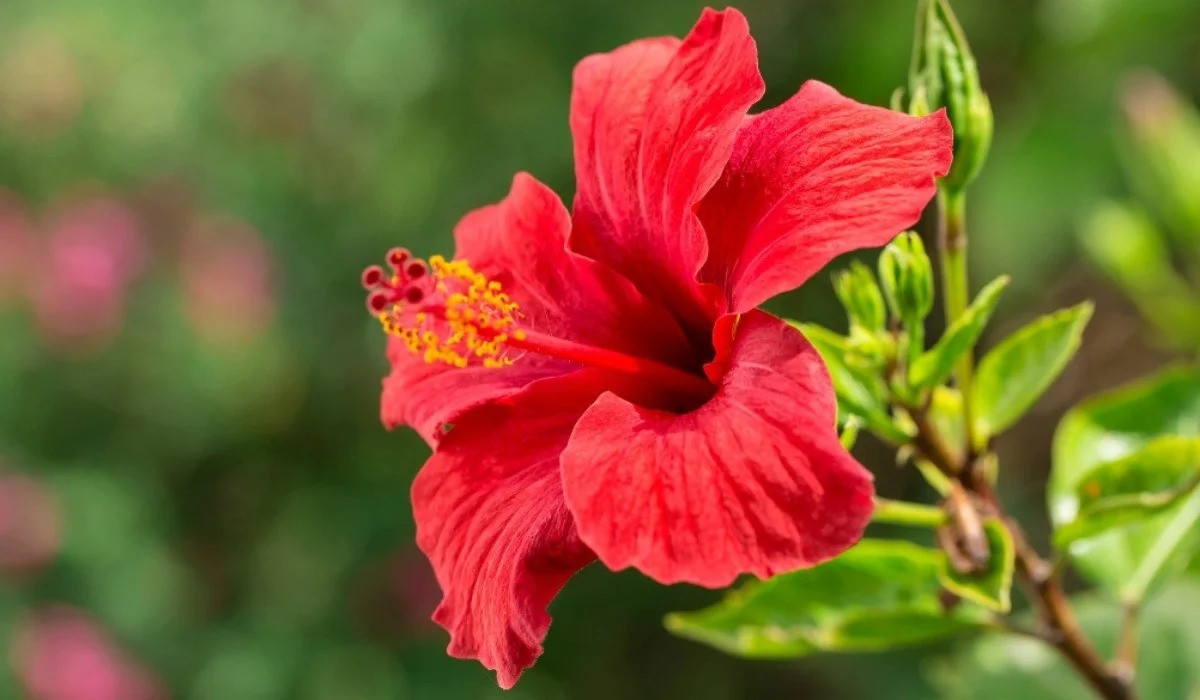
387,247,410,268
363,249,438,321
367,291,391,313
361,265,385,288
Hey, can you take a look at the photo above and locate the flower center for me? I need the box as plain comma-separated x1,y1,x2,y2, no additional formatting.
362,248,714,403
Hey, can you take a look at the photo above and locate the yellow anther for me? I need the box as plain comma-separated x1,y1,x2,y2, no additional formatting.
376,255,522,370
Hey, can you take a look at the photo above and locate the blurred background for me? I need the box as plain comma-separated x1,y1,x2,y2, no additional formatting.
0,0,1197,698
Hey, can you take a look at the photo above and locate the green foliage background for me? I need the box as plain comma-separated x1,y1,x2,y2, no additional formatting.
0,0,1197,697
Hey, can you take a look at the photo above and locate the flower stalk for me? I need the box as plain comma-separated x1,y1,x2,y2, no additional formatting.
937,188,977,455
906,351,1138,700
899,5,1135,693
871,498,948,529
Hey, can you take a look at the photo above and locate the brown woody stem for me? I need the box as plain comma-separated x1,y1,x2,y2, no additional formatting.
914,183,1135,697
907,408,1138,700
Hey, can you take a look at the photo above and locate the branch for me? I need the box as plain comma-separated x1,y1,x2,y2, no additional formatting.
908,415,1138,700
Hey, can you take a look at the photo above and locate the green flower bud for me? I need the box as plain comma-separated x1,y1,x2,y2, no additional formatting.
905,0,993,192
879,232,934,323
908,85,932,118
845,325,894,370
833,261,887,332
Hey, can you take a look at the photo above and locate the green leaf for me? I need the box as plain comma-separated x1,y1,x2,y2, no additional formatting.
794,323,910,444
909,275,1009,392
937,518,1015,612
929,581,1200,700
1051,365,1200,599
972,302,1093,439
1053,437,1200,547
839,416,862,450
664,539,986,659
928,386,966,460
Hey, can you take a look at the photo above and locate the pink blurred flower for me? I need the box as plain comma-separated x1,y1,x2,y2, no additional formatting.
12,606,167,700
0,473,61,578
180,216,276,346
31,196,144,352
0,190,36,306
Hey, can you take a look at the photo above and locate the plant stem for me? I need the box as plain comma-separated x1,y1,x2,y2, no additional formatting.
895,165,1135,698
906,321,925,371
945,482,989,569
976,481,1135,700
910,408,961,476
907,411,1138,700
937,188,978,454
872,497,948,528
1113,602,1139,687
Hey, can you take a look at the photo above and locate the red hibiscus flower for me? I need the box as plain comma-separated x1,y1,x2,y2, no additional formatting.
362,7,952,688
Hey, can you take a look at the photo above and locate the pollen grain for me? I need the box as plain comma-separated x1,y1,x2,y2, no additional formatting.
363,248,522,369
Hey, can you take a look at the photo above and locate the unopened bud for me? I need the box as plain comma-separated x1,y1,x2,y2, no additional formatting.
845,325,893,370
833,261,887,332
879,232,934,323
905,0,993,192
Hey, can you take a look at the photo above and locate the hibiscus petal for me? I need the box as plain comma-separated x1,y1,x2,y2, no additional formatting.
382,172,692,445
560,310,874,587
413,372,605,689
698,81,953,312
381,341,561,445
569,8,764,324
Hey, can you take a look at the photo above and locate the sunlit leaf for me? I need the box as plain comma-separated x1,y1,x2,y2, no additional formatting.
928,386,966,460
972,302,1092,439
665,540,986,659
1053,437,1200,547
1051,366,1200,599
